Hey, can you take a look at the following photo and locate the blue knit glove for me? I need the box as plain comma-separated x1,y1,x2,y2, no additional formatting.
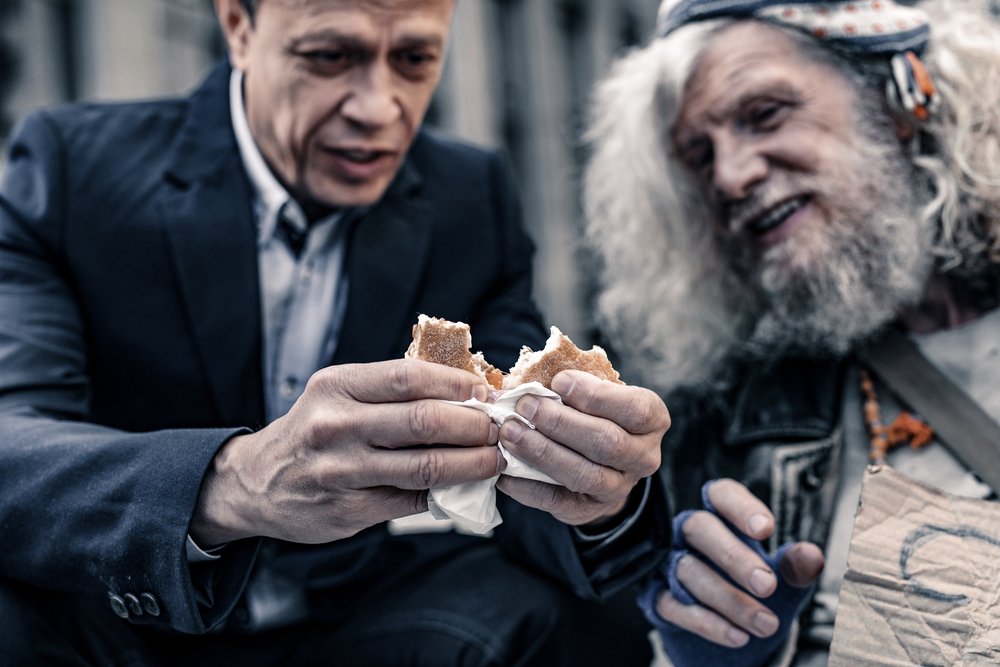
638,482,815,667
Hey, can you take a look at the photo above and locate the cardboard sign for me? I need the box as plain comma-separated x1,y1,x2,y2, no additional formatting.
829,465,1000,666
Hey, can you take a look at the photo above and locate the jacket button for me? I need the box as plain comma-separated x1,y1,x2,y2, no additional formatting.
123,593,143,617
800,466,824,491
140,592,161,617
108,593,129,619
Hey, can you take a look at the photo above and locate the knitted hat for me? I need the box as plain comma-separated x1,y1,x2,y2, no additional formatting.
656,0,930,54
656,0,939,119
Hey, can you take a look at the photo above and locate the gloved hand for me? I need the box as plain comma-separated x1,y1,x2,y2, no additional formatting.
638,480,821,667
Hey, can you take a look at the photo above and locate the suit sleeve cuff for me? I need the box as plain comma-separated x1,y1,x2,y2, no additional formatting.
186,534,226,563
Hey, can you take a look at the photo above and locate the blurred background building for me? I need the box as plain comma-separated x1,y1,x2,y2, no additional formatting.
0,0,662,344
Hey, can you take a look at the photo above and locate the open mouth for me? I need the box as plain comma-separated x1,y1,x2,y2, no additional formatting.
332,148,390,164
736,195,812,238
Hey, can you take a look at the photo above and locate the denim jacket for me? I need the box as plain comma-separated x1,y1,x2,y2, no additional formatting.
661,358,847,554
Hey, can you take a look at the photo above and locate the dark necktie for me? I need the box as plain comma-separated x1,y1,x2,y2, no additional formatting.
277,201,309,258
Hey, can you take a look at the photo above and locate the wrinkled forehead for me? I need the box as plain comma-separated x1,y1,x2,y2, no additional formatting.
257,0,457,45
265,0,455,19
686,21,819,95
675,21,846,128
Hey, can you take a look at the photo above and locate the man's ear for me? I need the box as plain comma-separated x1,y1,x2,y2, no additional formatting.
214,0,254,69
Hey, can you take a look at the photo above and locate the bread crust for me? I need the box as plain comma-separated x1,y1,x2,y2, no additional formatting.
405,314,473,369
406,315,622,391
502,327,622,389
405,315,504,389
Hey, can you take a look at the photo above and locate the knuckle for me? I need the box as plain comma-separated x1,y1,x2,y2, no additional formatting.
391,360,425,398
629,395,659,430
656,591,683,622
316,455,362,492
407,401,442,442
538,482,564,512
675,554,698,581
566,500,599,525
661,592,712,635
313,364,344,386
410,450,446,488
682,510,714,541
735,600,768,629
311,364,357,400
572,380,600,414
687,605,712,630
518,431,549,465
660,402,672,432
303,368,329,394
689,608,728,642
638,441,662,476
631,391,671,434
716,541,747,573
535,400,564,432
409,490,429,515
464,412,494,445
300,407,339,444
520,478,572,523
601,423,630,464
570,467,603,496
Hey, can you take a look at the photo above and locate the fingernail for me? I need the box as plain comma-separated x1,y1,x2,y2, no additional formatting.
503,421,526,444
488,423,500,444
749,568,775,596
551,372,575,396
517,396,540,421
748,513,769,535
753,611,779,637
725,627,749,647
472,385,489,402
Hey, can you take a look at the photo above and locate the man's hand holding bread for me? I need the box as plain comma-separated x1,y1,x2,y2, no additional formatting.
189,315,669,547
190,359,506,546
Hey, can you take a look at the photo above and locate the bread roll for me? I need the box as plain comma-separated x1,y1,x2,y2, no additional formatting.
406,315,622,391
405,314,504,389
502,326,622,389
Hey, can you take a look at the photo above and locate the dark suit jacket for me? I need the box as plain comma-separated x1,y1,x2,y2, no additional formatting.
0,63,668,634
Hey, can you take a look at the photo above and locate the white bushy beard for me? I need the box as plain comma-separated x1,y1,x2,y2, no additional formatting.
726,125,934,364
599,103,939,398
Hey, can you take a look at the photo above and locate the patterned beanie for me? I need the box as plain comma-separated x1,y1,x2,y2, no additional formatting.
657,0,930,53
656,0,938,118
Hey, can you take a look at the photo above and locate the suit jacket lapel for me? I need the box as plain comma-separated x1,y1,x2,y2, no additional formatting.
157,62,264,426
334,159,431,364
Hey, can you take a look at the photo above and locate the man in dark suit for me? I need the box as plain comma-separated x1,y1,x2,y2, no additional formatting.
0,0,671,664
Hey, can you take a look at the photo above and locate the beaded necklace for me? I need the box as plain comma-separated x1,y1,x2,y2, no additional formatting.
859,368,935,464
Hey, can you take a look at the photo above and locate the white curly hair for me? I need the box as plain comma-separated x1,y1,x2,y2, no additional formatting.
583,0,1000,395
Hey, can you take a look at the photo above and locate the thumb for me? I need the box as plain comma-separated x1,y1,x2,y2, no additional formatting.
752,542,819,637
778,541,825,589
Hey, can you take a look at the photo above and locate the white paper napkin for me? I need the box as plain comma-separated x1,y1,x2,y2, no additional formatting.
425,382,561,534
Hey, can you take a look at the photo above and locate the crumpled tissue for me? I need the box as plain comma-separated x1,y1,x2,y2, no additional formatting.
426,382,560,534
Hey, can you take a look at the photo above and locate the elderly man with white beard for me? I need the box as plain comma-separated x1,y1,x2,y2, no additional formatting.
583,0,1000,665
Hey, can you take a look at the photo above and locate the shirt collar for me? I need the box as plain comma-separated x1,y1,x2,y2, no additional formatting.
230,68,299,242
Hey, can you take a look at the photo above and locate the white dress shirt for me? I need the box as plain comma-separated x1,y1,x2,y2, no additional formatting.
185,69,353,558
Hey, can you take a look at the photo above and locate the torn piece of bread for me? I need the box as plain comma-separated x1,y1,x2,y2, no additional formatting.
405,314,504,389
502,326,623,390
471,351,505,390
406,314,473,370
405,315,622,391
